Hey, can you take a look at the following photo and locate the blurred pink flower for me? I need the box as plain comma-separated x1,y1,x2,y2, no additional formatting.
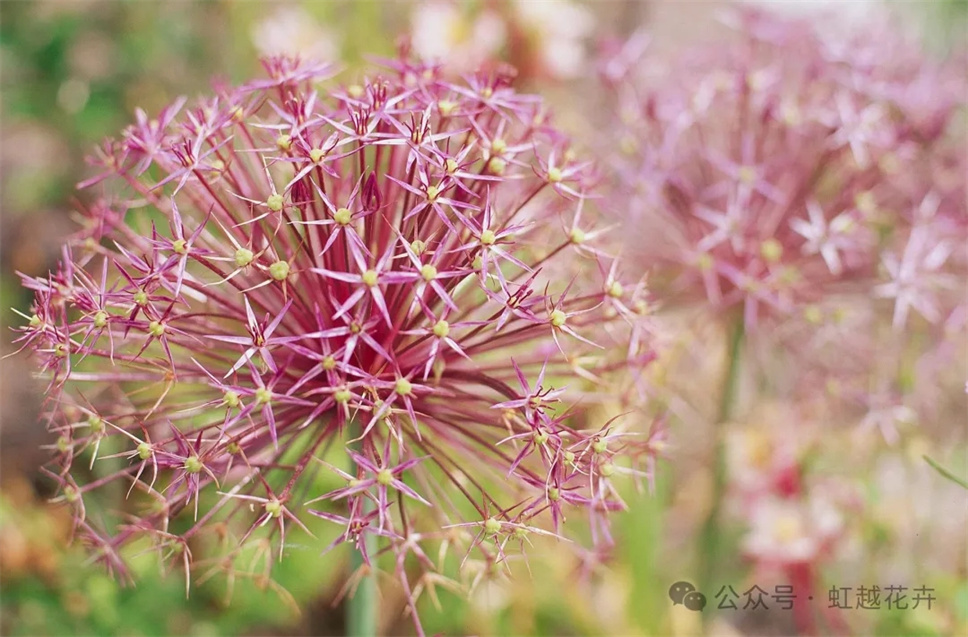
251,6,339,61
741,492,843,566
409,0,594,80
510,0,594,79
410,1,507,73
599,8,966,332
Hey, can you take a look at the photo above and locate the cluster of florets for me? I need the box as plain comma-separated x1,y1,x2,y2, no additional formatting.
600,9,966,331
14,54,660,631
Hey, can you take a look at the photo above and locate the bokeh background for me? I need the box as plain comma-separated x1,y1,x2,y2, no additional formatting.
1,1,966,635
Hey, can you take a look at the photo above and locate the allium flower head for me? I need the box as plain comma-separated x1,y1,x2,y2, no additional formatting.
15,54,656,631
722,410,860,634
410,1,508,73
741,491,845,566
410,0,593,80
600,9,966,330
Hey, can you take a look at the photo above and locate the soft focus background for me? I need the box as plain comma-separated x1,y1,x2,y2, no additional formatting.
1,1,965,636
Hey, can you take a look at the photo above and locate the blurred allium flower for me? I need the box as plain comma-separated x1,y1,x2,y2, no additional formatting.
14,55,657,631
739,487,850,632
725,417,859,634
251,6,340,62
410,1,507,73
600,9,966,331
740,0,881,25
507,0,594,80
742,492,843,567
725,426,800,496
410,0,593,80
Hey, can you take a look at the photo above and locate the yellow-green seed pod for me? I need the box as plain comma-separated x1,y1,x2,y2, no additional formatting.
224,390,241,408
269,261,290,281
266,194,284,212
234,248,254,268
87,414,104,433
395,377,413,396
148,321,165,337
432,320,449,339
265,499,283,518
184,456,203,473
334,207,353,226
420,264,437,282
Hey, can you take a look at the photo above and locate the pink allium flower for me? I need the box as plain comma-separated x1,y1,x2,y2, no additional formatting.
505,0,594,80
14,55,657,632
599,9,966,331
725,426,800,497
741,492,843,567
409,0,593,81
723,416,861,634
252,6,340,62
410,1,507,73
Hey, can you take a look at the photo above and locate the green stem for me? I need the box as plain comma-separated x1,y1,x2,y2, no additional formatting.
718,319,745,422
923,454,968,490
348,530,377,637
347,426,377,637
698,319,744,620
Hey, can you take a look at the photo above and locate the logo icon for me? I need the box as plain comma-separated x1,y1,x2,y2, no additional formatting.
683,590,707,611
669,581,706,611
669,581,695,605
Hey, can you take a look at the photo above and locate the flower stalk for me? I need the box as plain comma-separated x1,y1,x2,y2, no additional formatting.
698,317,744,616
